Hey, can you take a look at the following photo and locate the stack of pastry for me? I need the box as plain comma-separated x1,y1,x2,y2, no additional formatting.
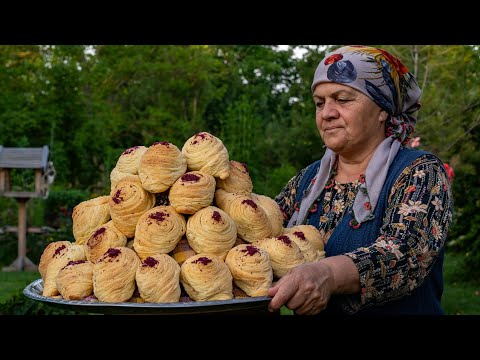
39,131,325,304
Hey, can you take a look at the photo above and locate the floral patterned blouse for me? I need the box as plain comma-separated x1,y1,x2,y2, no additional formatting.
275,153,454,314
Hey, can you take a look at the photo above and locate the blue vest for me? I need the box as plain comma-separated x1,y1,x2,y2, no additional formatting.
294,147,445,315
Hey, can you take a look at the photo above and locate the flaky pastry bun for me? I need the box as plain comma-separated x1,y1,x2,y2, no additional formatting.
216,160,253,195
56,260,94,300
138,141,187,193
215,189,273,243
86,220,128,264
42,243,86,297
180,254,233,301
109,175,156,238
136,255,181,303
225,244,273,297
110,167,140,193
283,225,325,254
169,171,216,214
186,206,237,260
73,196,111,245
284,229,325,262
39,241,72,281
133,206,186,260
182,132,230,179
251,193,284,237
116,146,148,174
254,235,305,278
93,247,140,303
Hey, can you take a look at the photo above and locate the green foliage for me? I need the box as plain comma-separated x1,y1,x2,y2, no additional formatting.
0,291,82,315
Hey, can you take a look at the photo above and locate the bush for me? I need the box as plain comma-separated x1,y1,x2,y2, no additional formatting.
0,291,82,315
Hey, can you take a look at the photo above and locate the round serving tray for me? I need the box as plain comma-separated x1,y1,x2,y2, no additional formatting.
23,279,271,315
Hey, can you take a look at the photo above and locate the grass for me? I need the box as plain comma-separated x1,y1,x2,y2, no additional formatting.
0,271,40,304
442,251,480,315
0,251,478,314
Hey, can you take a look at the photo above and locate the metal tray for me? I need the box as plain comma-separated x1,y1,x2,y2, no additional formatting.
23,279,271,315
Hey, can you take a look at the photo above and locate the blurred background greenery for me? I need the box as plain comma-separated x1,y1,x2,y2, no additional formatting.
0,45,478,314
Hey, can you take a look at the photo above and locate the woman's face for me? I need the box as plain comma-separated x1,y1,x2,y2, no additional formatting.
313,82,388,156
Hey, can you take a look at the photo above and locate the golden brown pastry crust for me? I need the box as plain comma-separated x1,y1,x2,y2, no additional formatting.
182,132,230,179
171,237,197,266
186,206,237,260
93,247,140,303
133,205,186,260
216,160,253,195
215,189,273,243
169,171,216,214
283,225,326,254
56,260,94,300
39,241,72,281
225,244,273,297
251,193,284,237
116,146,148,174
110,167,140,193
180,254,233,301
72,196,111,245
138,141,187,193
86,220,128,264
136,255,181,303
43,243,86,297
254,235,306,278
286,230,324,262
109,175,156,238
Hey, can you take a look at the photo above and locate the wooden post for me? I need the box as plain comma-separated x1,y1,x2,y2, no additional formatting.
2,197,38,272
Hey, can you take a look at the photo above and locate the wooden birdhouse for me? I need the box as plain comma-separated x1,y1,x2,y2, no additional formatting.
0,145,55,199
0,145,56,271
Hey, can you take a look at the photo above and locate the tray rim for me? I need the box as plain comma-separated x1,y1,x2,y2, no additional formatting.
23,279,272,314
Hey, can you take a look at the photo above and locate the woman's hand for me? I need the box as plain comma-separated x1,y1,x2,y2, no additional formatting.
267,255,361,315
267,261,335,315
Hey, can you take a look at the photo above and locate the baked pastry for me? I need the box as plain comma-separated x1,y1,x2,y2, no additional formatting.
169,171,216,214
133,205,186,260
180,254,233,301
136,255,181,303
110,167,140,193
138,141,187,193
254,235,305,278
42,243,86,297
215,189,273,243
116,146,148,174
93,247,140,303
286,230,324,262
225,244,273,297
216,160,253,195
182,132,230,179
39,241,72,281
171,237,197,266
251,193,284,237
283,225,326,255
109,175,156,238
86,220,128,264
186,206,237,260
56,260,94,300
73,196,111,245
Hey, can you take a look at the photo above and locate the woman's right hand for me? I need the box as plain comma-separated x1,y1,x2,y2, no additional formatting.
267,261,335,315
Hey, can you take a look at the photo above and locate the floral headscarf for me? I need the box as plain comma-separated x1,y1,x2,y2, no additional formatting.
312,45,422,145
288,46,423,228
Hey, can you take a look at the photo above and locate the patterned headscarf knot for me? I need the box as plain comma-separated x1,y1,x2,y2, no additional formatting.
311,45,422,145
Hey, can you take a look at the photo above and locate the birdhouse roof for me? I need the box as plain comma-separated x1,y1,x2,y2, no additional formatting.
0,146,49,170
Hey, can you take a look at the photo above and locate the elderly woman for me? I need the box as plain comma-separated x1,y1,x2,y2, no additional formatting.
269,46,454,315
